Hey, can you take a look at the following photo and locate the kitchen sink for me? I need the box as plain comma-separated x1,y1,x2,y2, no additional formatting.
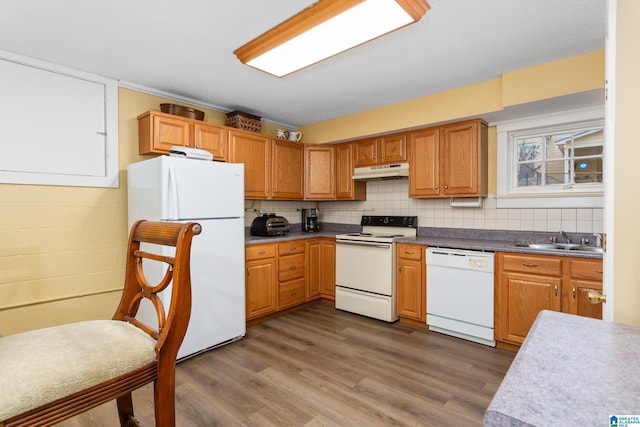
512,243,565,250
567,245,604,253
511,242,603,253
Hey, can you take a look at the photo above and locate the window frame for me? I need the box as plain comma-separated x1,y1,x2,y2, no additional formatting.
495,106,605,208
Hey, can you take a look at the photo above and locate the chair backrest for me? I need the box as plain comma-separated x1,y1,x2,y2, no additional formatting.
112,220,201,358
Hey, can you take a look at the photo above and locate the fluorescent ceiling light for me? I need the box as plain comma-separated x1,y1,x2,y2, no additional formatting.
234,0,430,77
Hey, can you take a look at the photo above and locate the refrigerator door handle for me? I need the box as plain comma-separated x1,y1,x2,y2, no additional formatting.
168,165,179,220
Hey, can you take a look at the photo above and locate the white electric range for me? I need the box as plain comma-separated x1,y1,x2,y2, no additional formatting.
335,215,417,322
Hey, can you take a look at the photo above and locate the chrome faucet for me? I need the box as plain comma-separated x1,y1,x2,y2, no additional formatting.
560,230,570,244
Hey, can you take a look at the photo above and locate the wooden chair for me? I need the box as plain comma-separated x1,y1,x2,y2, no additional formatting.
0,220,201,427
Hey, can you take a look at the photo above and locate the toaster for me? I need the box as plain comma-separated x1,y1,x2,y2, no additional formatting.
250,214,290,237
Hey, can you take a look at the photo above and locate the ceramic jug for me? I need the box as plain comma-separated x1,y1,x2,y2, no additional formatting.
288,131,302,142
275,129,287,139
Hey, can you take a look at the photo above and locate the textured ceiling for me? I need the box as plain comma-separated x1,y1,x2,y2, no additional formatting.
0,0,606,128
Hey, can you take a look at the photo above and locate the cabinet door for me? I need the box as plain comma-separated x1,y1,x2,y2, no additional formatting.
305,145,336,200
246,258,277,319
397,258,423,321
320,240,336,298
496,271,561,345
272,139,304,199
378,133,407,164
306,240,322,300
336,143,366,200
153,114,191,152
194,123,227,161
408,128,440,197
569,280,604,319
353,138,378,167
567,258,604,319
228,131,270,199
441,121,480,196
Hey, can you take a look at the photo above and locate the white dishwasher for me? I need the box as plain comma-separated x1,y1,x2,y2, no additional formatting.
426,248,495,347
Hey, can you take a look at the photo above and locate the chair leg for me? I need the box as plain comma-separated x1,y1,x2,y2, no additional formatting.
154,372,177,427
116,393,141,427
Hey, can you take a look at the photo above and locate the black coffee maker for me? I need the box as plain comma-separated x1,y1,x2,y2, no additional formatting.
301,208,320,233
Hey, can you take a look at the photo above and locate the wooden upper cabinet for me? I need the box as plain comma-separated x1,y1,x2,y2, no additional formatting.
353,138,377,167
409,119,487,198
193,123,227,160
336,142,366,200
304,145,336,200
137,111,227,161
441,120,487,197
228,130,271,199
378,133,407,164
228,133,303,200
408,127,439,197
271,139,304,200
353,134,407,167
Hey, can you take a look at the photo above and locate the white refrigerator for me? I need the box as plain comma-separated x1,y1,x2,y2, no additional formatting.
127,156,245,360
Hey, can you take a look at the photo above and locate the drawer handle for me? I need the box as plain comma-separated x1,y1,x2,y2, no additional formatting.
596,270,603,274
572,286,576,299
289,266,296,270
288,290,297,296
257,251,266,255
290,247,297,251
404,251,414,255
554,284,558,297
522,263,538,268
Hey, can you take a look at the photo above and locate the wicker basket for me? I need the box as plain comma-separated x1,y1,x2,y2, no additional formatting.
226,110,262,133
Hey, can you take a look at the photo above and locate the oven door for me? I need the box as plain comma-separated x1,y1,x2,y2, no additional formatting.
335,240,394,296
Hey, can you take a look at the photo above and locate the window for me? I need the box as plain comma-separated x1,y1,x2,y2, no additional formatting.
496,106,604,208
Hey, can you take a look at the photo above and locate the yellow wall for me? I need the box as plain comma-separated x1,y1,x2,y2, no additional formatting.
611,0,640,325
299,50,605,145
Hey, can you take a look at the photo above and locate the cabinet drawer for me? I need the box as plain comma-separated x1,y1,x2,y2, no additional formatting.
278,253,305,281
278,240,305,256
569,258,603,281
501,253,562,276
279,280,305,308
246,244,276,261
397,244,423,261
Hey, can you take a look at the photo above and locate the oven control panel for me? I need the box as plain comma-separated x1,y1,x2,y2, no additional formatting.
360,215,417,228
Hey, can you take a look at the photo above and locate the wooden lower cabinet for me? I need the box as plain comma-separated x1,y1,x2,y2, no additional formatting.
495,252,603,348
278,240,305,309
566,258,604,319
306,238,336,300
245,244,278,320
396,244,426,324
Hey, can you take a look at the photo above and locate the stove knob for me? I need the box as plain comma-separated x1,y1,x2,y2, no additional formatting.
383,217,389,224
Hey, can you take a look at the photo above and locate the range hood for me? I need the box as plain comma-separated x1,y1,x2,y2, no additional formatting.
352,163,409,180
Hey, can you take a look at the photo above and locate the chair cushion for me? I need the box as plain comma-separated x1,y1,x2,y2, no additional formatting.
0,320,157,421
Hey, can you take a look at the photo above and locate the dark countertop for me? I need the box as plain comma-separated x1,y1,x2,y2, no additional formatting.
484,310,640,426
400,236,603,259
245,231,338,245
245,230,602,259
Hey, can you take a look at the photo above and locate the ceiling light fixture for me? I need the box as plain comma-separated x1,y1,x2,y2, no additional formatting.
234,0,430,78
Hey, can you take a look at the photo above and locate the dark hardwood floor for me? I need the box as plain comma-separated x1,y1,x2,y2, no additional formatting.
57,303,515,426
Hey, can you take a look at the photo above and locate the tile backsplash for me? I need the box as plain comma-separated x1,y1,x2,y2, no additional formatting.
245,180,603,234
